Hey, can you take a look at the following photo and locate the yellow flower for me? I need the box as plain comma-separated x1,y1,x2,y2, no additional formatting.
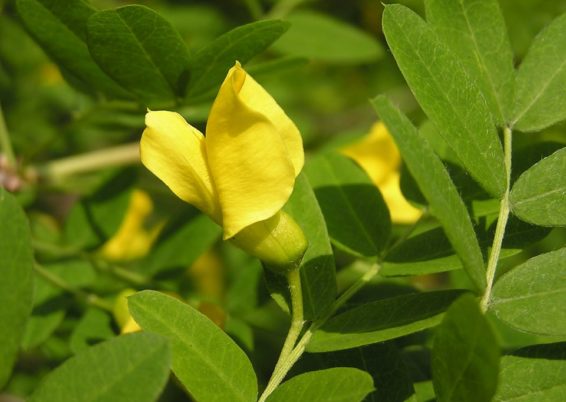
99,189,165,261
342,122,422,224
140,62,307,270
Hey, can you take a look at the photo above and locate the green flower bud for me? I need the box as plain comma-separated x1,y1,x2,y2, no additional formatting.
230,211,307,273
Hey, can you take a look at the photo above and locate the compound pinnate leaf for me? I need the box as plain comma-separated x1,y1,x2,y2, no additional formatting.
29,333,170,402
0,189,34,388
16,0,129,97
512,13,566,132
188,20,289,98
426,0,515,124
494,343,566,402
491,247,566,336
308,290,464,352
510,147,566,227
372,96,486,291
382,4,506,197
432,295,499,402
128,290,257,402
87,5,190,105
305,152,390,258
267,368,374,402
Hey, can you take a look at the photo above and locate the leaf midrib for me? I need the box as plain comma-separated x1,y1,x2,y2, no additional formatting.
387,9,502,195
455,0,506,120
113,9,176,95
513,55,566,126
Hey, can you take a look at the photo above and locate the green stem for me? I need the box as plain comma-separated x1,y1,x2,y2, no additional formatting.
243,0,263,19
34,264,114,311
89,257,149,286
0,103,16,167
258,263,381,401
35,142,139,182
259,267,304,402
266,0,305,19
480,126,512,313
33,239,150,286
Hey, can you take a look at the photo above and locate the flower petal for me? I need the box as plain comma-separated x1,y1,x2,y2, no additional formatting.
99,190,164,261
140,111,220,220
234,63,303,176
206,64,301,238
342,122,422,224
379,172,423,224
342,122,400,185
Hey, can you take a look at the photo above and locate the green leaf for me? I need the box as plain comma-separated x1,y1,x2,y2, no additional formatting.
267,368,374,402
510,147,566,227
23,260,96,350
29,333,170,402
305,152,391,258
432,294,499,402
188,20,289,98
426,0,515,124
272,10,383,64
372,96,486,290
128,290,257,402
16,0,129,97
491,247,566,336
0,189,34,388
69,308,114,354
382,4,506,197
87,5,190,105
297,343,417,402
512,13,566,131
494,343,566,402
308,290,464,352
284,173,337,319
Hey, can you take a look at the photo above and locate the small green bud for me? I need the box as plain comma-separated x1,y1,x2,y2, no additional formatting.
230,211,307,273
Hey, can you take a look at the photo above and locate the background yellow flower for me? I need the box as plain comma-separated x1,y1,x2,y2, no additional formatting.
342,122,423,224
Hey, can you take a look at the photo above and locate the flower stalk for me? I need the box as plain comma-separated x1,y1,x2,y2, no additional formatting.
480,126,513,312
259,263,381,401
34,142,140,182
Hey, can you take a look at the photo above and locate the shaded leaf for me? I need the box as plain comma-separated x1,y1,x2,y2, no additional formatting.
188,20,289,98
0,189,34,388
308,290,464,352
140,211,222,276
426,0,515,124
29,333,170,402
294,343,417,402
510,147,566,227
129,290,257,402
491,247,566,336
494,343,566,402
512,13,566,131
305,152,390,258
372,96,486,290
87,5,190,105
272,10,383,64
432,294,499,402
16,0,129,97
267,368,374,402
69,308,114,354
382,4,505,197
